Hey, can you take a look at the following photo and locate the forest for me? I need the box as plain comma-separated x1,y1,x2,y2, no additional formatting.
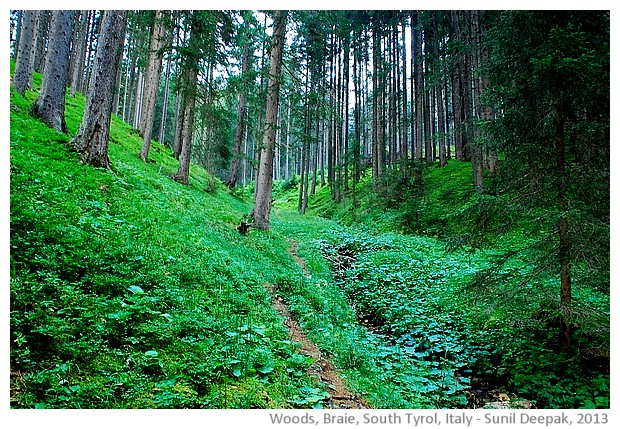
9,10,609,410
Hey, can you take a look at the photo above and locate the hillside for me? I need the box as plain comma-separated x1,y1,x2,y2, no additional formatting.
10,69,609,409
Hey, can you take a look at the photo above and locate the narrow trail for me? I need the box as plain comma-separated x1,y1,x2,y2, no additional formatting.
266,240,371,409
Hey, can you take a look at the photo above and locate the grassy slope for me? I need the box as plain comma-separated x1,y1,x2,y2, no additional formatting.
10,70,326,408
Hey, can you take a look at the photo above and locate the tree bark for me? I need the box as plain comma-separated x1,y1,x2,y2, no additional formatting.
342,32,350,195
353,31,362,184
30,10,76,133
173,68,197,184
252,10,287,231
172,93,184,159
461,11,473,162
389,27,397,168
34,11,51,74
423,18,433,164
225,42,250,188
328,31,336,189
84,11,100,94
123,36,137,123
72,10,128,169
68,10,90,97
12,10,40,95
12,10,23,60
372,18,385,180
311,119,320,196
471,10,485,192
133,70,144,130
555,97,572,350
285,101,291,180
450,11,464,160
413,12,424,163
140,11,169,162
432,13,447,168
401,18,409,172
173,23,200,184
158,53,172,145
299,83,311,213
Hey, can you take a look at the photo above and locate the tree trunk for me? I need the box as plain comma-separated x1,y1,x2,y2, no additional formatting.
140,11,169,162
84,11,100,93
432,14,447,168
252,10,287,231
133,70,144,130
125,51,138,124
72,10,128,169
401,18,409,172
285,101,291,180
389,27,397,168
413,12,424,163
112,48,123,115
479,16,497,175
443,41,452,161
298,117,308,213
30,10,76,133
334,35,342,202
461,12,473,162
372,18,385,180
12,10,40,95
423,18,434,164
173,17,201,185
242,124,249,187
311,120,320,196
173,67,197,184
328,31,336,190
450,11,464,160
12,10,23,60
299,63,311,211
34,11,51,74
353,32,362,184
225,42,250,188
471,10,485,192
68,10,89,97
555,97,572,351
342,32,350,195
158,53,172,145
172,93,184,159
253,13,269,200
451,62,463,160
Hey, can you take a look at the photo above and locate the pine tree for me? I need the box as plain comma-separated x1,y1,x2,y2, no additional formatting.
487,11,609,350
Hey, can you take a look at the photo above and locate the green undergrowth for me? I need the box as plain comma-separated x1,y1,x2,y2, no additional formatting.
10,72,326,408
272,163,609,408
329,230,609,408
273,213,472,408
273,211,609,408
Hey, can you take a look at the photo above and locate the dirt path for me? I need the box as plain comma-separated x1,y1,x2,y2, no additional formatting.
288,240,310,276
266,240,370,409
